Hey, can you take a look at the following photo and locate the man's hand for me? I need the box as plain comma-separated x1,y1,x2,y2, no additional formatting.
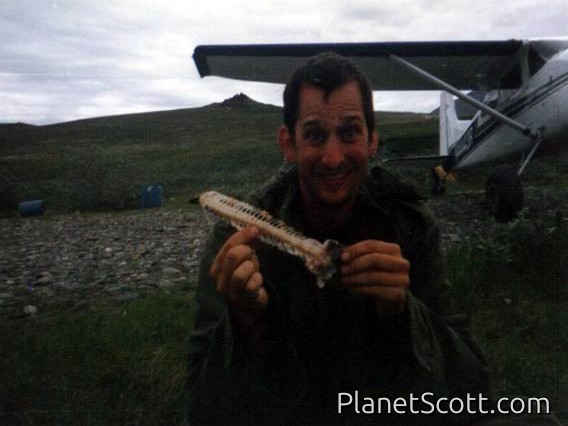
340,241,410,316
210,226,268,332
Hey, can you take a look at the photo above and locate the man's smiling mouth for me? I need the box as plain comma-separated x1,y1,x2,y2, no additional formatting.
320,172,349,181
315,171,353,190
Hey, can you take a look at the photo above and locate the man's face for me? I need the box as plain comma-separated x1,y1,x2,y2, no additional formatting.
279,81,378,209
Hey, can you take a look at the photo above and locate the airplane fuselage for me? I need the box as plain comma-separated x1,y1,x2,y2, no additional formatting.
450,48,568,171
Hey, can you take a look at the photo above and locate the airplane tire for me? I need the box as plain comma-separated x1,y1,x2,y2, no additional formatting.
485,165,523,222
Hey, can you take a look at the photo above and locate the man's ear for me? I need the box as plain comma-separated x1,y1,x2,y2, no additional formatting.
278,125,296,162
368,130,379,157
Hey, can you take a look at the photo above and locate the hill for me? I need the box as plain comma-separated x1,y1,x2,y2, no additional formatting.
0,94,438,213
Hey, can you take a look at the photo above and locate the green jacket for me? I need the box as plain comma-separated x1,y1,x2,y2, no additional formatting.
187,164,491,425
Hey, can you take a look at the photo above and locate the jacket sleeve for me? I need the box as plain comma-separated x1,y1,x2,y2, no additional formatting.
186,221,301,420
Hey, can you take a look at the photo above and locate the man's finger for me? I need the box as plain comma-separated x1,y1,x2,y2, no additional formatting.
229,260,259,293
230,272,267,310
210,226,259,279
341,253,410,276
255,286,269,309
341,240,401,263
216,245,255,293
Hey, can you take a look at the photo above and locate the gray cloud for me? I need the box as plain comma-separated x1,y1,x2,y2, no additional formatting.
1,0,566,124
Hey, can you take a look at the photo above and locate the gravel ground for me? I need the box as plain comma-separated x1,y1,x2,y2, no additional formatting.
0,185,564,319
0,209,208,318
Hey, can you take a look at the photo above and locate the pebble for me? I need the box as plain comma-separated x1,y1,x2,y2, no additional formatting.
23,305,38,315
159,279,185,292
36,273,53,285
162,267,183,277
113,293,139,304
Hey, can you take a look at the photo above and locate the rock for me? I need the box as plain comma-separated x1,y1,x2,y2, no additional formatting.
159,279,185,292
105,284,130,294
162,267,183,277
23,305,38,315
36,272,53,286
112,293,139,304
135,272,149,281
137,285,155,292
173,276,187,285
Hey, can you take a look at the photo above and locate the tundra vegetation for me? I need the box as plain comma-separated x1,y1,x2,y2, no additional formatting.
0,96,565,424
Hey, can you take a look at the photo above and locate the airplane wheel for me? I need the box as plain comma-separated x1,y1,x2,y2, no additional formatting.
485,165,523,222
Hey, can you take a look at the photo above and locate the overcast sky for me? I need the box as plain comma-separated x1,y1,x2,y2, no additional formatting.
1,0,566,125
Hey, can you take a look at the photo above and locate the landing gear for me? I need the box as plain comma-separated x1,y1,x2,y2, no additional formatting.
430,169,446,195
431,165,454,195
485,165,523,222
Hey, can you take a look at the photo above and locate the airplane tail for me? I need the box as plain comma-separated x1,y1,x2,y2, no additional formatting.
439,91,473,155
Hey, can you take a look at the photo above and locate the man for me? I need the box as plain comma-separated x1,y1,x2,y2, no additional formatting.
187,53,559,425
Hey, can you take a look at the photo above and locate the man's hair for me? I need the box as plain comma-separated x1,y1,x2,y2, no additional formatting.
282,52,376,140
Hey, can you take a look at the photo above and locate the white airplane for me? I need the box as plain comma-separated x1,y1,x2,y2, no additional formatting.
192,38,568,221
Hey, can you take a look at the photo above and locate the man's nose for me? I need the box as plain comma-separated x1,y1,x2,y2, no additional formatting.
321,138,344,168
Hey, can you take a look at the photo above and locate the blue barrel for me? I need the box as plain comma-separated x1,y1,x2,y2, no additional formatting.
19,200,44,217
140,185,162,208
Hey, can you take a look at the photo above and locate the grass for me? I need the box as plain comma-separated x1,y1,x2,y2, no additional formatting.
0,100,284,214
446,214,567,417
0,103,435,214
0,293,196,425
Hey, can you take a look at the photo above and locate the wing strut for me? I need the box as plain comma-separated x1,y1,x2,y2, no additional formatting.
389,54,540,141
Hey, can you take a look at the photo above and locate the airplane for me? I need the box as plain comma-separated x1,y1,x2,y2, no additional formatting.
192,38,568,221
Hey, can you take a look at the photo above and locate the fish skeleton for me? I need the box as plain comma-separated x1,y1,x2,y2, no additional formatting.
199,190,341,288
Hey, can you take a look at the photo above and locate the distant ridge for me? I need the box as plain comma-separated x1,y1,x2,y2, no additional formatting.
0,94,431,131
0,95,284,147
0,122,36,129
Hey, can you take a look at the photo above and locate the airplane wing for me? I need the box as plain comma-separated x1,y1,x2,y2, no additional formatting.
193,40,528,91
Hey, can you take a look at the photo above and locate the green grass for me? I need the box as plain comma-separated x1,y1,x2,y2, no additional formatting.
446,214,567,416
0,293,196,425
0,101,284,213
0,105,437,214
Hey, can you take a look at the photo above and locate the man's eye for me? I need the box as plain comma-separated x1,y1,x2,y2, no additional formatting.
304,131,325,144
340,127,360,142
